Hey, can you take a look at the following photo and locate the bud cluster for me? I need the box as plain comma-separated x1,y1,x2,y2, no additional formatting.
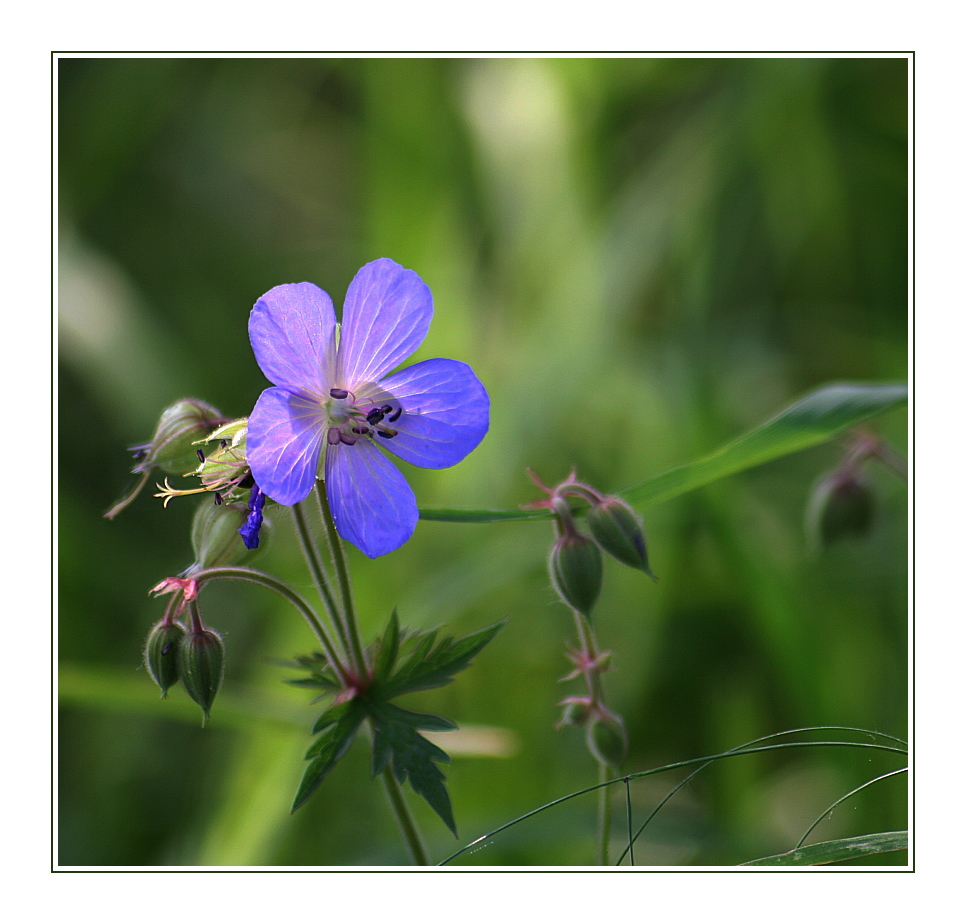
143,599,225,726
526,470,655,619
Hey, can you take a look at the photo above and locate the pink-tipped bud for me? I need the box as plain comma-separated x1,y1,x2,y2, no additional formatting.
549,531,603,618
586,495,656,580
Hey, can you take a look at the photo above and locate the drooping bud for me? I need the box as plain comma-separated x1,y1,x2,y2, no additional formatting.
586,710,628,770
145,399,226,475
807,470,876,548
143,621,186,698
549,531,603,618
177,627,225,725
586,495,656,580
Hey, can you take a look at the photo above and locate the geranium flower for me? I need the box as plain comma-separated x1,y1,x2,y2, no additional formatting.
246,258,489,558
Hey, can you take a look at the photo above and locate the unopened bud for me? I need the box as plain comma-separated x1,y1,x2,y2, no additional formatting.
144,621,186,698
586,495,656,580
186,499,269,573
807,471,875,547
556,697,594,729
549,532,603,618
586,711,628,770
147,399,225,475
177,628,225,725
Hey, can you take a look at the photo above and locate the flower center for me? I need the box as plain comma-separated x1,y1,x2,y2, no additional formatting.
325,387,403,447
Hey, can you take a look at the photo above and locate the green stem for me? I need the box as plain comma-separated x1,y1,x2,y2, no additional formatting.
291,500,346,651
190,565,350,686
597,761,612,866
380,763,430,865
314,481,368,677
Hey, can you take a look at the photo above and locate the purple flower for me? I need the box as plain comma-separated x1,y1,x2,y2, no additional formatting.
246,258,489,558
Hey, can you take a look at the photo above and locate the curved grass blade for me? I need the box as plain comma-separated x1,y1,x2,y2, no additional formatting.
419,382,907,523
741,830,907,866
439,728,907,865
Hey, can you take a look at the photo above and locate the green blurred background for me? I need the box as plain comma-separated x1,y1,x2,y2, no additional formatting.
58,56,908,866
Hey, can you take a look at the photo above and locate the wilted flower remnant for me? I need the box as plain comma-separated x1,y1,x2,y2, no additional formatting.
247,258,489,557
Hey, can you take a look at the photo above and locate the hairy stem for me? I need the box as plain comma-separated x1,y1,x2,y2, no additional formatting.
314,481,368,677
291,500,347,652
190,565,350,685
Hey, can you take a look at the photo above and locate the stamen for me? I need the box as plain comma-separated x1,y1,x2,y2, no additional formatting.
388,406,402,422
351,426,370,435
213,492,223,505
376,427,398,439
197,449,206,463
329,387,349,399
327,428,342,445
366,407,386,425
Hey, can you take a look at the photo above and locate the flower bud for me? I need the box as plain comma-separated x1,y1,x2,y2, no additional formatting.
807,470,875,547
586,711,628,770
177,628,225,725
185,499,269,574
549,531,603,618
146,399,225,475
556,697,594,729
144,621,186,697
586,495,656,579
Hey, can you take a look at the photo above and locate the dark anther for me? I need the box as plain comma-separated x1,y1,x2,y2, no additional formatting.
197,449,206,463
376,428,397,439
329,388,349,399
213,492,223,505
366,407,386,425
381,404,393,413
220,440,228,449
239,472,255,490
388,406,402,422
161,642,175,656
351,426,370,435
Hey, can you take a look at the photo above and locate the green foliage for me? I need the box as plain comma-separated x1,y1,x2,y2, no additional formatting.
289,614,505,831
420,382,907,522
741,830,907,866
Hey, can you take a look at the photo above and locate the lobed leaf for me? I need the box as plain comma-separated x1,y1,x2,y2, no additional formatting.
369,702,457,836
377,620,506,699
291,702,367,812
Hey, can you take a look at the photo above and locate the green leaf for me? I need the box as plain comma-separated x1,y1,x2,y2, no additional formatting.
289,618,503,829
291,702,366,812
741,830,908,866
369,702,457,836
372,608,401,684
377,620,507,699
418,382,907,522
